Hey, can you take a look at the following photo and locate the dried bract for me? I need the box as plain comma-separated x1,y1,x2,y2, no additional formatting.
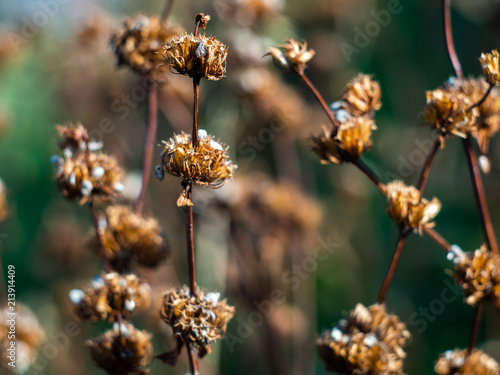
88,324,153,375
160,286,234,357
110,14,182,81
70,272,151,322
435,348,500,375
163,34,228,80
386,180,441,233
317,303,411,374
479,50,500,86
453,244,500,308
341,74,382,117
266,39,315,73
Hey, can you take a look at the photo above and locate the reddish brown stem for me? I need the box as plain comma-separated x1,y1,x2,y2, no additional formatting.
194,20,201,38
162,0,176,23
442,0,463,79
462,136,499,254
187,342,199,375
192,78,200,148
417,138,442,193
468,300,484,355
351,158,387,195
89,200,111,272
186,183,197,297
298,71,340,131
469,83,495,110
378,229,410,304
423,227,451,252
135,85,158,214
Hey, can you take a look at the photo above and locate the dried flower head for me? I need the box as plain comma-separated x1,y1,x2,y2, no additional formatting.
110,14,182,81
435,348,500,375
317,303,411,374
160,286,235,357
222,0,284,26
163,33,228,80
53,123,124,204
157,131,236,191
479,50,500,86
0,304,45,373
0,178,8,222
386,180,441,233
311,117,376,164
69,272,151,322
423,88,477,138
195,13,211,29
452,244,500,308
341,74,382,117
88,323,153,375
93,205,170,271
266,39,315,73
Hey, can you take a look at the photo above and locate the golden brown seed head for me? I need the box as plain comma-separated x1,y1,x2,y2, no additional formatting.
110,14,182,81
386,180,441,233
435,348,500,375
341,74,382,117
160,286,235,358
266,39,315,73
479,50,500,86
157,132,236,191
195,13,211,29
87,324,153,375
163,34,228,80
70,272,151,323
317,303,411,375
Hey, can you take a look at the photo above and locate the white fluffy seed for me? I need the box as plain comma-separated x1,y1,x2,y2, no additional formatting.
92,166,105,178
124,299,136,312
69,289,85,304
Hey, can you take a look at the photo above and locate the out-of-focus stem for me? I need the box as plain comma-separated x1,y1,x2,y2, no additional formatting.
135,85,158,214
187,342,199,375
378,229,410,304
162,0,176,23
192,78,200,148
351,158,387,195
462,136,499,254
186,183,197,297
417,138,441,193
442,0,463,79
468,300,484,355
89,200,111,272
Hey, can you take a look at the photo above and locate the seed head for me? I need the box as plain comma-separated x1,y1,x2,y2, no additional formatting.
341,74,382,117
160,286,235,358
479,50,500,86
163,34,228,80
386,181,441,233
87,324,153,375
70,272,151,323
317,303,411,375
266,39,315,73
435,348,499,375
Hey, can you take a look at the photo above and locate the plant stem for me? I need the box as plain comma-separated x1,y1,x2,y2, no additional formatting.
468,300,484,355
162,0,176,23
89,200,111,272
186,342,199,375
351,158,387,195
186,183,197,297
378,229,410,304
192,77,201,149
298,70,340,130
442,0,463,79
469,83,495,111
135,84,158,214
462,136,499,254
423,227,451,252
417,138,442,193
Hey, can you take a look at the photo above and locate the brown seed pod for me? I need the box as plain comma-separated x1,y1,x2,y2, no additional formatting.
341,74,382,117
434,348,500,375
266,39,315,73
479,50,500,86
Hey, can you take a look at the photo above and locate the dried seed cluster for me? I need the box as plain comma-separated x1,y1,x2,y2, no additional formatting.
435,348,500,375
452,244,500,308
93,205,170,271
53,123,124,204
157,131,236,191
110,14,182,80
386,180,441,233
266,39,315,73
312,74,381,164
69,272,151,322
87,323,153,375
163,34,228,80
160,286,235,357
317,303,411,375
479,50,500,86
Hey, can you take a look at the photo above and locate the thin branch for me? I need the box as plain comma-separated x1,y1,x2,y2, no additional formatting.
417,138,442,193
186,342,200,375
89,200,111,272
192,77,201,148
442,0,463,79
469,83,495,111
135,85,158,214
423,227,451,252
378,229,410,304
186,183,197,297
162,0,176,23
467,300,484,355
462,136,499,254
351,158,387,195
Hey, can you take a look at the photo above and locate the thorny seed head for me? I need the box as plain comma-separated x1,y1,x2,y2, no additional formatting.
341,74,382,117
160,286,235,358
266,39,315,73
317,303,411,375
87,324,153,375
311,117,376,164
92,205,170,271
163,33,228,80
110,14,182,81
479,50,500,86
69,272,151,323
452,244,500,309
435,348,500,375
386,180,441,234
157,131,236,201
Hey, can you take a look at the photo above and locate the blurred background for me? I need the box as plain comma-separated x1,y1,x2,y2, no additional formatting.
1,0,500,374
